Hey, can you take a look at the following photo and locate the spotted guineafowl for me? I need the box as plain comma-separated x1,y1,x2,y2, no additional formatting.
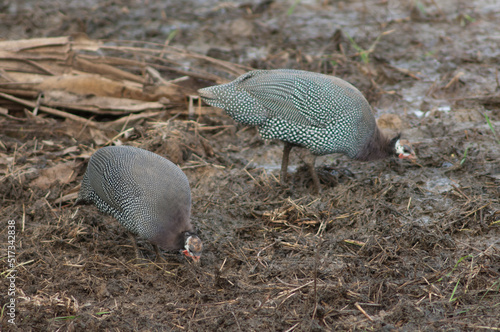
198,69,416,192
76,146,202,262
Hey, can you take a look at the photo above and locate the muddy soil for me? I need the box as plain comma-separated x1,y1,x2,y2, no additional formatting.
1,0,499,331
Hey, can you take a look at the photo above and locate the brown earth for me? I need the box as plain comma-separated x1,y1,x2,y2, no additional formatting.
1,0,499,331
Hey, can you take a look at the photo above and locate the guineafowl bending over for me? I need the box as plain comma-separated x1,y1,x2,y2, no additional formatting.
76,146,202,262
198,69,416,192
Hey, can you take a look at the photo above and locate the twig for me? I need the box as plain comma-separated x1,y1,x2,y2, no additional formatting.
385,64,420,80
189,124,234,131
256,241,277,268
275,280,314,301
244,168,260,187
444,71,464,89
311,240,319,321
230,311,242,331
76,116,96,139
284,322,300,332
496,68,500,91
104,111,163,127
146,66,167,85
451,184,470,201
462,202,491,218
0,91,101,128
22,203,26,232
354,302,374,322
53,192,79,205
104,127,135,146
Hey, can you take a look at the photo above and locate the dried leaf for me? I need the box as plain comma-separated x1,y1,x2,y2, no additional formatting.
30,162,77,190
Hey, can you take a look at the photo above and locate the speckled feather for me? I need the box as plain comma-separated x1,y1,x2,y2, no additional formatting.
77,146,194,251
199,69,384,159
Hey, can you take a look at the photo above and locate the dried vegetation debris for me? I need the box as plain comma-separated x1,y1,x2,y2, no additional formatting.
142,120,215,165
1,3,500,330
3,112,499,331
0,35,248,130
1,106,499,331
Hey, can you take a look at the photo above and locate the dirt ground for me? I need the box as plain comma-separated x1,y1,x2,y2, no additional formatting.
1,0,499,331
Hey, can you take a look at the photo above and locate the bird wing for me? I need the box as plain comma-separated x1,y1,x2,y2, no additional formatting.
237,70,336,128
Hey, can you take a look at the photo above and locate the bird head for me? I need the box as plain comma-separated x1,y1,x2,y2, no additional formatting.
392,135,417,160
182,233,202,263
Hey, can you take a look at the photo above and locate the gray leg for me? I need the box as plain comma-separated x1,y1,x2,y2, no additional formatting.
305,154,320,193
153,244,161,257
153,244,166,262
281,142,293,185
128,232,142,260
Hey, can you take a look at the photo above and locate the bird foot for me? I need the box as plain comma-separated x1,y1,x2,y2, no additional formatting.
316,166,354,186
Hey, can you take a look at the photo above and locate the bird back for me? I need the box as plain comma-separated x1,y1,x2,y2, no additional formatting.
199,69,377,157
77,146,192,250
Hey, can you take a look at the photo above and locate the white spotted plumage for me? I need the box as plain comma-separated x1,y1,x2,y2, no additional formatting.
198,69,377,159
77,146,202,259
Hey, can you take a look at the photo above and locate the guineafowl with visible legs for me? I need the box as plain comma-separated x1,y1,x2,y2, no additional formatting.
198,69,416,192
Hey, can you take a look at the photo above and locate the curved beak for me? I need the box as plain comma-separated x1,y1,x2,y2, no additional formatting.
398,145,417,160
182,249,201,263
